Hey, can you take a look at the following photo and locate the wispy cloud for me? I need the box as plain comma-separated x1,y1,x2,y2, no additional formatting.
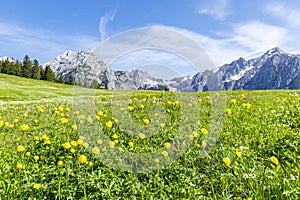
99,10,117,41
230,21,289,52
95,21,293,78
265,2,300,27
198,0,231,20
0,21,100,62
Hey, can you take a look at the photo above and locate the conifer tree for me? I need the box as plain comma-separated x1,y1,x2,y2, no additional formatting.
44,65,55,81
21,55,33,78
32,59,40,80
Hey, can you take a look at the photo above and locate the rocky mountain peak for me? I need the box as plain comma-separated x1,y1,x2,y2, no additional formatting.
43,47,300,91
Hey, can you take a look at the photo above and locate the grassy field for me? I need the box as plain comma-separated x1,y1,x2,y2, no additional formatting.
0,73,299,199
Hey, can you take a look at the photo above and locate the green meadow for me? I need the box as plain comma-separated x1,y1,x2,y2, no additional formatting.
0,73,299,199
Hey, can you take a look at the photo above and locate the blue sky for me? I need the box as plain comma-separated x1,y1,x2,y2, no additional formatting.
1,0,300,74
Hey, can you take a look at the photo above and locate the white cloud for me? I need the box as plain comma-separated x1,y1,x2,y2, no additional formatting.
150,23,290,67
0,22,100,62
198,0,230,20
95,21,293,77
265,2,300,27
99,10,117,41
230,21,289,52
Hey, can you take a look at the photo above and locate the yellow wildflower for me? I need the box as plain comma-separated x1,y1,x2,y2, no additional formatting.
79,155,87,164
33,136,39,141
20,124,29,131
70,140,77,146
17,145,25,152
97,111,103,116
202,141,207,147
154,158,160,163
57,160,63,166
236,150,242,158
97,139,103,145
161,151,168,157
62,142,71,149
23,113,28,118
242,103,251,109
200,128,208,135
25,152,31,157
226,108,232,115
128,142,134,147
33,183,41,189
109,141,115,148
138,133,146,139
164,142,171,149
105,121,113,128
128,106,134,111
92,147,100,155
223,157,231,167
143,119,150,125
34,156,39,161
193,132,199,138
14,119,19,123
45,140,51,145
16,163,23,169
60,118,68,124
72,125,77,131
70,148,76,153
230,99,237,104
42,134,47,139
58,106,64,112
188,134,194,140
77,139,84,145
82,142,89,148
112,134,118,139
87,117,93,123
270,156,279,165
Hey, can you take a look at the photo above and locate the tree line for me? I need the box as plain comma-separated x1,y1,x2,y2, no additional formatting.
0,55,75,85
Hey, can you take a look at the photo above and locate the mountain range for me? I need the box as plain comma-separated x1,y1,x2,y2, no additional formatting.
43,47,300,91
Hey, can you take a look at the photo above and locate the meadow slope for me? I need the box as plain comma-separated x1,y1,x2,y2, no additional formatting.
0,73,299,199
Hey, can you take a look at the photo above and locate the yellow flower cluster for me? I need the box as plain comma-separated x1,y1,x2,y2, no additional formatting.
106,121,113,128
230,99,237,104
62,142,71,149
60,117,68,124
33,183,41,189
223,157,231,167
226,108,232,115
242,103,251,109
20,124,29,131
17,145,25,152
79,155,87,164
200,128,208,135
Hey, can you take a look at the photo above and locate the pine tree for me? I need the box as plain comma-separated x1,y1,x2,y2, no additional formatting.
68,74,75,85
58,73,64,83
44,65,55,81
32,59,40,80
14,61,22,76
21,55,33,78
40,66,45,80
